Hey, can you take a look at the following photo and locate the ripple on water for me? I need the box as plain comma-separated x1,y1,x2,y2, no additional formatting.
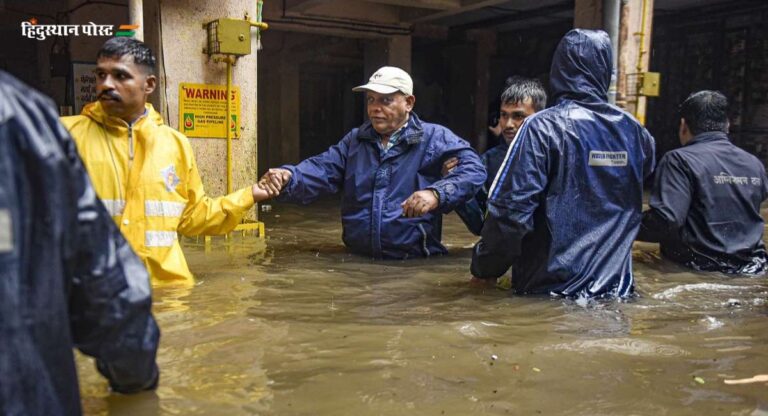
536,337,690,357
652,283,753,300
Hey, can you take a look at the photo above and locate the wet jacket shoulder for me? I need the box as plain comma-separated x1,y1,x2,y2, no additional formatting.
279,113,486,259
471,29,655,298
61,102,254,282
0,70,159,416
639,131,768,273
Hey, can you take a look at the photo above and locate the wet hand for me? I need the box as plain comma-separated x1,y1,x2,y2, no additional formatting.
401,189,439,217
258,168,292,197
251,183,271,202
441,157,459,177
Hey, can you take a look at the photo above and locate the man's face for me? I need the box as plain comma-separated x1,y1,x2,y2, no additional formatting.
366,91,414,136
499,98,536,145
94,54,155,122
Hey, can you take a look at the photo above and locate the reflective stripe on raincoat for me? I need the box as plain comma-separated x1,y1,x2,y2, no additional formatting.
471,29,656,298
61,102,254,283
278,113,486,259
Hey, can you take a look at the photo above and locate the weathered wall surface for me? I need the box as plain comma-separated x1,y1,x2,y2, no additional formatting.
160,0,259,220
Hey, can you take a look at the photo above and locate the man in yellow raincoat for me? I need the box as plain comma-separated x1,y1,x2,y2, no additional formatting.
62,37,268,283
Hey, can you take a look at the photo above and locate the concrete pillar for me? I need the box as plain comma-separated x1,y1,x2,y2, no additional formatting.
364,35,412,76
159,0,259,219
468,30,496,153
617,0,654,123
387,35,412,72
574,0,602,29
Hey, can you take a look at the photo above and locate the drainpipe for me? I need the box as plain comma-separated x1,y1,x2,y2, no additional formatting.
603,0,620,104
129,0,144,41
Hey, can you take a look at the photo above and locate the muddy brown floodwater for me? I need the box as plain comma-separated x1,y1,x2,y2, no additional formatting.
77,199,768,415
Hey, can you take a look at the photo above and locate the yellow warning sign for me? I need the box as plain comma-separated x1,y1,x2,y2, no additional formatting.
179,83,240,139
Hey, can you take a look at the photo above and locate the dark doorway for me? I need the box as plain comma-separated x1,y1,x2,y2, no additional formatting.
299,64,364,160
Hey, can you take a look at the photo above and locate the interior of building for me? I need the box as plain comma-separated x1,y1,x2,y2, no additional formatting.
1,0,766,173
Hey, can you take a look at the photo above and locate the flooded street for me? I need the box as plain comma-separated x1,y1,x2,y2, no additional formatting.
78,199,768,415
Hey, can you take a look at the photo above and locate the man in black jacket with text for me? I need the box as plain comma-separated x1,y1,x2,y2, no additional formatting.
638,90,768,274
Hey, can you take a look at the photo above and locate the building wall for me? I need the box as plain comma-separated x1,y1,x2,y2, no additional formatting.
159,0,260,220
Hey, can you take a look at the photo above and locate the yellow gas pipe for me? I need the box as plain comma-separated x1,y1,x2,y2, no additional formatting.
634,0,650,124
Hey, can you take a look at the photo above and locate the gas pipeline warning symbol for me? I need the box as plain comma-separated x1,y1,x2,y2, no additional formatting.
183,113,195,131
178,83,240,139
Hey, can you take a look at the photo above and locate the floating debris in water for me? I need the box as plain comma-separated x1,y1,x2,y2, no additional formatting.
701,316,724,330
532,367,541,372
693,376,706,385
726,298,742,307
490,354,498,361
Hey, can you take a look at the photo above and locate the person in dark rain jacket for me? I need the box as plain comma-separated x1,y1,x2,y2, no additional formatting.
470,29,656,298
446,77,547,236
637,90,768,274
259,66,486,259
0,70,160,416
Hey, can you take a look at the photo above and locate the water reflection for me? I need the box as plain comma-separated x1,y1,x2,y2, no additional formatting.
78,199,768,415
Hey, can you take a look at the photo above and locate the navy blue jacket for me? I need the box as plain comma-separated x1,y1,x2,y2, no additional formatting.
279,113,486,259
638,131,768,273
455,142,509,236
471,29,656,298
0,71,159,416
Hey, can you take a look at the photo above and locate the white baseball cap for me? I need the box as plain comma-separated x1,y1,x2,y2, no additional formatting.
352,66,413,96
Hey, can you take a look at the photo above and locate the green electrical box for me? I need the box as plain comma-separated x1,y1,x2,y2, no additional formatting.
203,18,251,56
640,72,661,97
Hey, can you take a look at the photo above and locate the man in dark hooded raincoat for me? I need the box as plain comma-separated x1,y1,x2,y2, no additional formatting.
0,70,159,415
470,29,656,298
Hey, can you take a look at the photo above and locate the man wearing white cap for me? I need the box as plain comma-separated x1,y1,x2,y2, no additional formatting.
259,66,486,259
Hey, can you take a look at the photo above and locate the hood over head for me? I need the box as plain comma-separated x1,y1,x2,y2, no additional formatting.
549,29,612,104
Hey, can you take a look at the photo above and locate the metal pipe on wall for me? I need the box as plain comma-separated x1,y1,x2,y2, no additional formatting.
603,0,620,104
129,0,144,41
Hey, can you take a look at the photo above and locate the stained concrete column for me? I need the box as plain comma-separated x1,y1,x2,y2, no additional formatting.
468,30,495,153
159,0,259,219
388,35,412,73
363,35,412,76
574,0,602,29
574,0,655,122
617,0,655,120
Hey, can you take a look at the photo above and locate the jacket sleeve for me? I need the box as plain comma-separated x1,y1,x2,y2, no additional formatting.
59,117,160,394
427,130,487,213
641,127,656,180
177,144,255,236
471,119,549,279
278,132,350,204
636,152,691,242
453,196,485,236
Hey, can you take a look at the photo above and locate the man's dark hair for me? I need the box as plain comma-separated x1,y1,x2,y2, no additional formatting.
501,76,547,112
679,90,729,135
97,37,156,74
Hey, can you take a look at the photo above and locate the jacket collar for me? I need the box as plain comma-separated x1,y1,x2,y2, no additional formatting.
81,101,164,130
357,112,425,145
686,131,729,147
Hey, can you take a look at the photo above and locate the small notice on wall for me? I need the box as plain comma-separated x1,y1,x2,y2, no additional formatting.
179,83,241,139
72,62,97,114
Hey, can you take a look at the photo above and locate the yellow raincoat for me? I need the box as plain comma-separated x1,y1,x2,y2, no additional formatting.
61,102,254,283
